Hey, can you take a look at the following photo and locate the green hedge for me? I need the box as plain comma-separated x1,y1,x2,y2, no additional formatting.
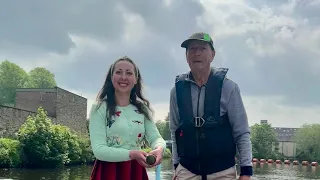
0,138,22,168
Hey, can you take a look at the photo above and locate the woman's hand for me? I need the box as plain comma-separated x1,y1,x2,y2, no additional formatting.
129,150,150,168
148,146,164,167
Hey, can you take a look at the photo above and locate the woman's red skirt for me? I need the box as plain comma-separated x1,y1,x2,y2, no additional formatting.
90,159,149,180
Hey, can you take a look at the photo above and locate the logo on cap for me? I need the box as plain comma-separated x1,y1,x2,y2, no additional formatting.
203,33,211,41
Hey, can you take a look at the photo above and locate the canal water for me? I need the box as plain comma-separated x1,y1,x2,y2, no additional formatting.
0,159,319,180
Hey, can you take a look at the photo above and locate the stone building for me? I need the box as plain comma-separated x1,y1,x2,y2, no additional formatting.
273,127,299,158
0,87,88,137
259,120,299,158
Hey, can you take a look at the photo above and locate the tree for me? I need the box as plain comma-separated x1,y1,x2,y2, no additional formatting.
155,113,171,140
164,112,169,121
294,124,320,162
250,123,280,159
26,67,57,88
0,60,28,105
0,60,58,106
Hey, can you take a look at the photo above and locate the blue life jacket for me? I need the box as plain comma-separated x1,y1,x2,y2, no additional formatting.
175,67,236,175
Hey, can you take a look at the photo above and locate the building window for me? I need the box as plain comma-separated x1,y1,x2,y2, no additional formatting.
40,93,44,102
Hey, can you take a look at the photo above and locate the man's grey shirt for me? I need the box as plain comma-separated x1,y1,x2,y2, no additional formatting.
169,77,253,168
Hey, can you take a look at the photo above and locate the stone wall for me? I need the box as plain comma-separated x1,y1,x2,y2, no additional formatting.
0,105,56,137
55,88,88,135
278,141,297,158
15,89,57,117
0,87,88,138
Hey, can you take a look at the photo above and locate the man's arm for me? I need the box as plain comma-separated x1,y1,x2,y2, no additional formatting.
227,83,253,176
169,87,180,169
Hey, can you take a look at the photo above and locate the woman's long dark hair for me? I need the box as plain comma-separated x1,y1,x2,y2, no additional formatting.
96,56,153,120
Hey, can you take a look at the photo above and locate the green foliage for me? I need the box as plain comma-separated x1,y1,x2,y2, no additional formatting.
78,137,95,164
0,138,22,168
142,147,172,159
294,124,320,162
156,113,171,140
0,60,57,106
26,67,57,88
17,107,93,168
250,123,281,159
0,60,28,105
18,107,67,167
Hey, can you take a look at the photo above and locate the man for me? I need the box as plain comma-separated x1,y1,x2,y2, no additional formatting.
169,32,253,180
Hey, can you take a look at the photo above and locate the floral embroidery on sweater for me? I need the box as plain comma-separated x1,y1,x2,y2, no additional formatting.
106,136,122,146
106,111,121,128
106,119,115,128
136,133,145,147
134,109,141,114
132,120,143,125
115,111,121,116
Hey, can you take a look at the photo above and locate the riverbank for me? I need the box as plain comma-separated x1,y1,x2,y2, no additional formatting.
0,107,172,169
0,159,319,180
0,135,172,169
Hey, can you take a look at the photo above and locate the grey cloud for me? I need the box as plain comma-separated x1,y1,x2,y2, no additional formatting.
1,0,320,109
0,0,204,54
0,0,204,96
54,35,185,97
0,0,123,54
247,0,320,20
210,27,320,107
120,0,204,41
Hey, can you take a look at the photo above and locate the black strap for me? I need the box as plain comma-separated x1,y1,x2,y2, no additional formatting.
204,68,227,122
175,74,193,125
202,174,207,180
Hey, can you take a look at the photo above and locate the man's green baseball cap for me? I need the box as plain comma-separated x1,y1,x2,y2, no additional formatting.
181,32,214,50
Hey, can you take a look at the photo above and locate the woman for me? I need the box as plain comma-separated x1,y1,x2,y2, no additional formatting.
89,56,166,180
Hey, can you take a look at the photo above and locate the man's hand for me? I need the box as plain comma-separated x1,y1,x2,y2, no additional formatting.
239,175,251,180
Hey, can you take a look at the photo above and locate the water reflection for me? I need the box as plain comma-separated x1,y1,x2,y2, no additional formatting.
252,162,320,180
0,160,319,180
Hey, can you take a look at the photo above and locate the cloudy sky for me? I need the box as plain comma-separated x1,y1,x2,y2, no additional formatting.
1,0,319,128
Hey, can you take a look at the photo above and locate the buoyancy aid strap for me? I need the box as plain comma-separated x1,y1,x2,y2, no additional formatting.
175,73,193,125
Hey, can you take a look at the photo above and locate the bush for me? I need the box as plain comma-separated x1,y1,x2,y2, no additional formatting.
52,125,82,165
78,137,95,164
0,138,22,168
18,107,68,167
163,148,172,158
17,107,94,167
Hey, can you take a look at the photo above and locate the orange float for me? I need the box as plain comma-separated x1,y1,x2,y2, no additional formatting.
302,161,309,166
276,160,282,164
311,162,318,166
267,159,274,163
284,160,291,164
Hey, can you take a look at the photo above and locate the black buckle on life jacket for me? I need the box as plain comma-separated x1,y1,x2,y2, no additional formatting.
194,117,205,127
